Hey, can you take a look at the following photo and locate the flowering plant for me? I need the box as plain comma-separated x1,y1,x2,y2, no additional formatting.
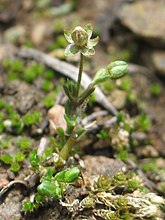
64,24,99,57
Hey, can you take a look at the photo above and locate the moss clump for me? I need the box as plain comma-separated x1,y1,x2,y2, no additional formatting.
23,111,42,126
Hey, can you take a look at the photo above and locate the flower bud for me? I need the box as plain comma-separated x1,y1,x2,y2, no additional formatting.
107,61,128,79
71,26,88,46
92,68,110,85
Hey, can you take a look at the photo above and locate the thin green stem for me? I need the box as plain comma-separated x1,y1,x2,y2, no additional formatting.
76,52,84,98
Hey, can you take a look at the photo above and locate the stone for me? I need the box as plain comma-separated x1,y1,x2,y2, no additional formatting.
118,0,165,46
151,51,165,76
31,21,53,46
4,25,26,44
109,89,127,109
48,104,66,135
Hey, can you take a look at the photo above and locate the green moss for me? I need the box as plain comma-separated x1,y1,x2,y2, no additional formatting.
118,77,132,91
142,160,157,172
42,80,54,92
53,19,67,33
23,111,42,126
18,137,31,151
0,138,10,149
2,59,24,72
135,114,152,132
150,83,162,96
102,80,115,92
112,172,126,187
15,152,25,162
43,90,59,108
0,154,13,164
116,150,129,161
94,175,111,191
41,69,54,80
11,162,20,172
10,113,24,134
96,129,109,139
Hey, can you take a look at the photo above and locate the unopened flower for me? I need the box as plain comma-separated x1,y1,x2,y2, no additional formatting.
107,61,128,79
92,61,128,85
64,24,99,57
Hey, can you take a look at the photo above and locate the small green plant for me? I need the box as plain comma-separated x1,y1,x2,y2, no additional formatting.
150,83,161,96
23,24,128,212
0,151,25,173
23,111,42,126
135,114,152,132
96,129,109,139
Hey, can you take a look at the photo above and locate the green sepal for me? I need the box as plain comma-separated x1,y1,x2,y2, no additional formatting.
92,68,110,85
87,36,99,47
64,44,79,56
81,47,95,57
85,24,93,39
64,30,73,43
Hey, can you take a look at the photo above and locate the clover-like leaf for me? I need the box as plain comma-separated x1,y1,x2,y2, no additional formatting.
88,36,99,48
64,30,73,44
64,44,79,56
81,47,95,57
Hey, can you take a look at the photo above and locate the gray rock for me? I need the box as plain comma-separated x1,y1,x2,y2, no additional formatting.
118,0,165,46
151,51,165,76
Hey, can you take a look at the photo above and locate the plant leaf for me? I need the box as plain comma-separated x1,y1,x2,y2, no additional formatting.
88,36,99,48
64,44,79,56
64,30,73,43
81,47,95,57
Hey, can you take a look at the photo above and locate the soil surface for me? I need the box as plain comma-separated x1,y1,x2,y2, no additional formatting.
0,0,165,220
